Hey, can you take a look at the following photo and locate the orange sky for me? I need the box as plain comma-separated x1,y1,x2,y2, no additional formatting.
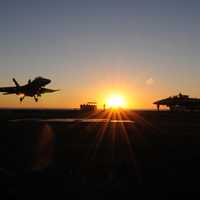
0,81,168,109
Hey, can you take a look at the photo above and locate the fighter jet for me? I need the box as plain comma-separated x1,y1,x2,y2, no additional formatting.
0,77,59,102
153,93,200,111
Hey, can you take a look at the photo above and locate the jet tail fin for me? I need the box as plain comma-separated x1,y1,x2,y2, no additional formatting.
12,78,20,87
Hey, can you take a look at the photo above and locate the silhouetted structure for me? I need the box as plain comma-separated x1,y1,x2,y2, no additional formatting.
103,103,106,111
154,93,200,111
80,102,97,111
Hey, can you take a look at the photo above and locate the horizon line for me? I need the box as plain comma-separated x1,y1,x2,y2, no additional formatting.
0,107,166,111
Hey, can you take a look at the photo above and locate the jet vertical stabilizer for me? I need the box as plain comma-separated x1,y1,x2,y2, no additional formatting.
12,78,20,87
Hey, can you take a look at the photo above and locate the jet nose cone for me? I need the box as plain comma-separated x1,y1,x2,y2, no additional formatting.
153,100,161,105
44,78,51,84
46,79,51,84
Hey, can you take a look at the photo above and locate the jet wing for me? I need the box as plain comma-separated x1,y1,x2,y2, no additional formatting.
0,87,18,94
39,88,59,94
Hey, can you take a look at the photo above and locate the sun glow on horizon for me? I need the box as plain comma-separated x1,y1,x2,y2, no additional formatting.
106,95,126,108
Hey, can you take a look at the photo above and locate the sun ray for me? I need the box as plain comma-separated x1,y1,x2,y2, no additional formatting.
116,110,142,183
85,110,113,163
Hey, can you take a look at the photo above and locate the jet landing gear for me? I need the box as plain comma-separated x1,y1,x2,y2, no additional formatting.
157,104,160,111
34,96,38,102
20,96,25,103
19,95,39,102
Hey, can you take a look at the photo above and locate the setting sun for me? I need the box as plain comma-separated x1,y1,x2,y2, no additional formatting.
106,95,125,108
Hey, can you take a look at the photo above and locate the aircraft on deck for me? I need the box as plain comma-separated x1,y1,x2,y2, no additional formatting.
0,77,59,102
153,93,200,111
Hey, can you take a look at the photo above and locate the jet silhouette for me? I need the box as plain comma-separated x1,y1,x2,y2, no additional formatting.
0,77,59,102
153,93,200,111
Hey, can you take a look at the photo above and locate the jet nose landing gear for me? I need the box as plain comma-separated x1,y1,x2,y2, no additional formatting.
34,96,38,102
20,96,25,103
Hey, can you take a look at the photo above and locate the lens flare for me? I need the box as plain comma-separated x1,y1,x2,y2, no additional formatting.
106,95,125,108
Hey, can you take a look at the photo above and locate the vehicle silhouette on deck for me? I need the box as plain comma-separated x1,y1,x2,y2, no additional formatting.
0,77,59,102
80,102,97,111
153,93,200,111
